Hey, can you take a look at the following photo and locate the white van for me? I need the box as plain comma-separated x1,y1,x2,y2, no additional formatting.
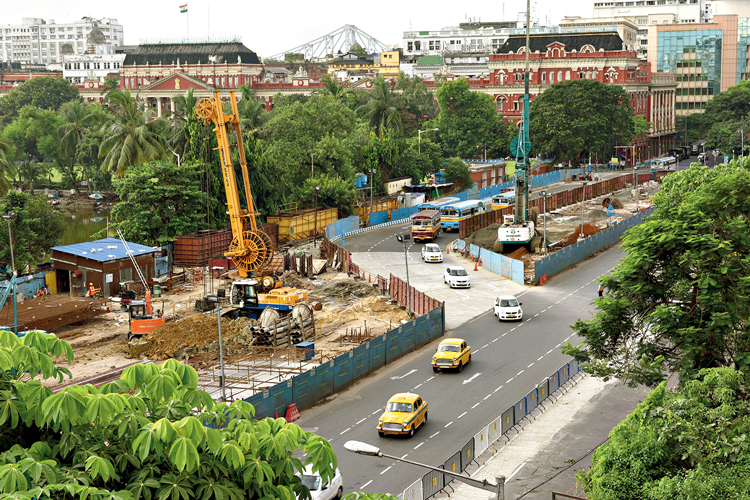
297,464,343,500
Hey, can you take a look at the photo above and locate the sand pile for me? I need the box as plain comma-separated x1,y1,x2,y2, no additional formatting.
555,223,604,249
280,271,318,290
144,314,254,360
310,280,379,299
465,223,501,251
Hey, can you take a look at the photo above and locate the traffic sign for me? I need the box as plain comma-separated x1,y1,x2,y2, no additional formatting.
606,204,615,216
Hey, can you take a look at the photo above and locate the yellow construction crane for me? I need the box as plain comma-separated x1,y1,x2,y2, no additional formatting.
195,90,273,277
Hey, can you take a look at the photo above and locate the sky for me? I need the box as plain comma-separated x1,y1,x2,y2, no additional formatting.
4,0,596,58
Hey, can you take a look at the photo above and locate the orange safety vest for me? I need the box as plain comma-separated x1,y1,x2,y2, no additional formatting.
88,286,96,296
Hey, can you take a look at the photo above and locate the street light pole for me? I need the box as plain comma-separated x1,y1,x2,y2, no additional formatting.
2,213,17,335
633,167,639,213
209,290,228,402
369,168,376,222
311,153,315,176
739,129,744,157
345,441,506,499
396,233,412,317
580,181,587,239
313,186,321,248
3,214,15,274
418,128,439,155
540,190,547,252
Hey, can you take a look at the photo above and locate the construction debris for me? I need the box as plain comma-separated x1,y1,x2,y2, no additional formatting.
309,279,379,299
465,223,502,252
1,296,109,332
143,314,254,360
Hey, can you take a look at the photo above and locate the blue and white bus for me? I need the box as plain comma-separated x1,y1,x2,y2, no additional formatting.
417,196,460,211
491,189,516,210
440,200,486,232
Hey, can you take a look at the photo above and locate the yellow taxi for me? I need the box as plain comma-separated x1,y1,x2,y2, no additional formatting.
377,393,428,437
431,338,471,373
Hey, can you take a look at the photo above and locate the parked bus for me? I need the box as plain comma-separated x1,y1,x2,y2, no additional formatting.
411,209,442,242
490,189,516,210
440,200,486,232
417,196,460,211
651,156,677,172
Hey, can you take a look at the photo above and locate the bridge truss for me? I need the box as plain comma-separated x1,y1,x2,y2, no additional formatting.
266,24,388,61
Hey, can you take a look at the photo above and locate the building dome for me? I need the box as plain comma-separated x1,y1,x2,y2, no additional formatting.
61,43,74,55
87,25,106,45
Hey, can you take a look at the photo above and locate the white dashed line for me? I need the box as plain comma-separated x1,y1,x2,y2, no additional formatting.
471,402,481,409
381,466,392,475
547,348,554,355
506,378,513,383
482,343,489,349
537,356,544,361
458,412,468,418
414,442,425,449
527,363,534,368
356,418,366,425
360,480,373,490
414,384,422,389
516,370,525,376
430,431,440,438
401,454,408,459
373,410,381,414
340,428,350,435
483,394,491,400
495,385,504,392
445,421,453,428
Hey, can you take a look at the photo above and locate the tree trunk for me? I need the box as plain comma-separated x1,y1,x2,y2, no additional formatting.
66,160,80,195
81,163,93,193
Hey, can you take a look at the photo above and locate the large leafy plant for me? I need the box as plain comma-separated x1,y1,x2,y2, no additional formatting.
0,330,337,499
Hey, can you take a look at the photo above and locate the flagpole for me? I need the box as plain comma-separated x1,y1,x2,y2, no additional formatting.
187,6,189,39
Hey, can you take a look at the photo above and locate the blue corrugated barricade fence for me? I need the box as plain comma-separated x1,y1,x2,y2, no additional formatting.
403,320,416,354
386,327,403,363
569,359,578,377
246,392,267,419
314,361,335,402
460,438,475,472
352,343,370,380
514,398,527,425
268,380,293,418
370,335,386,369
416,313,431,346
369,211,388,226
511,259,524,284
525,388,538,413
292,371,315,411
333,352,353,391
475,245,525,285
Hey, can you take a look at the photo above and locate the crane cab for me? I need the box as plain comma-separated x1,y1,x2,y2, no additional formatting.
230,279,260,309
128,299,165,339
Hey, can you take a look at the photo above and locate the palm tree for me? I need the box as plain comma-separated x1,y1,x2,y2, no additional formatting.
237,85,267,136
58,101,102,192
168,88,199,163
320,74,352,103
0,137,13,197
99,89,168,176
358,76,403,138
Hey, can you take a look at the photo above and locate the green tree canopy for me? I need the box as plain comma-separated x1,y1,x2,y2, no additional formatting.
358,76,403,138
0,76,79,128
581,367,750,500
0,330,340,500
442,157,474,191
433,78,507,159
109,161,206,245
702,79,750,126
0,138,15,197
529,79,636,166
2,105,65,163
99,89,168,177
0,191,66,272
564,161,750,386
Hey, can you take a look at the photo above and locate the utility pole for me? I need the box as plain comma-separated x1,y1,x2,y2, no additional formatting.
541,191,547,252
369,168,376,223
313,186,321,248
580,181,587,239
396,233,412,317
311,153,315,176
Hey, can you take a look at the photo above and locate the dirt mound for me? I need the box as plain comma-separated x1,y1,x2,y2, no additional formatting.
280,271,317,290
144,314,254,360
310,279,379,299
507,247,530,260
555,223,604,249
466,223,501,251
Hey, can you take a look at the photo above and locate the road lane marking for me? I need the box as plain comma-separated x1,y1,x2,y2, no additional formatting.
516,370,525,376
462,373,481,385
482,343,489,349
340,428,350,435
373,410,381,414
483,394,492,400
356,418,366,425
381,466,392,475
445,421,453,428
537,356,544,361
401,454,408,459
547,348,554,355
414,384,423,389
360,480,373,490
494,385,504,392
391,369,418,380
471,402,481,409
508,460,529,481
426,376,435,382
430,431,440,438
527,363,534,368
458,412,467,418
414,442,425,449
506,378,513,383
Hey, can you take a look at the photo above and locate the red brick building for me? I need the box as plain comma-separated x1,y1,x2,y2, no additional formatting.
487,32,677,161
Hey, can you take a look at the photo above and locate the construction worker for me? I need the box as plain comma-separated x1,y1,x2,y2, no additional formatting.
88,283,96,297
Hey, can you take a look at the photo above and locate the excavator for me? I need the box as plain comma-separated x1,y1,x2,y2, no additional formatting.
195,90,307,318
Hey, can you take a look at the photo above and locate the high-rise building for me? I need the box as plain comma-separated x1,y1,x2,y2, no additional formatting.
647,14,750,114
0,17,123,65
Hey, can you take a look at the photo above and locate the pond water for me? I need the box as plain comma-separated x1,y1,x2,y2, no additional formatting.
59,209,112,246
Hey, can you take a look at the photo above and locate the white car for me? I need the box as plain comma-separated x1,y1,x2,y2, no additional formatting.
444,266,471,288
297,464,343,500
494,295,523,321
421,243,444,263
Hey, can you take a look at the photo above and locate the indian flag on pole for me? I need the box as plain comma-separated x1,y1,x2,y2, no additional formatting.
180,3,188,13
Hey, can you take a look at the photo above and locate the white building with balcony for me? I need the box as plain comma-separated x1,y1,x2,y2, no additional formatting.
0,16,123,65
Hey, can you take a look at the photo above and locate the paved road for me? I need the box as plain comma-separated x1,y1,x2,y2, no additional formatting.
298,235,626,495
